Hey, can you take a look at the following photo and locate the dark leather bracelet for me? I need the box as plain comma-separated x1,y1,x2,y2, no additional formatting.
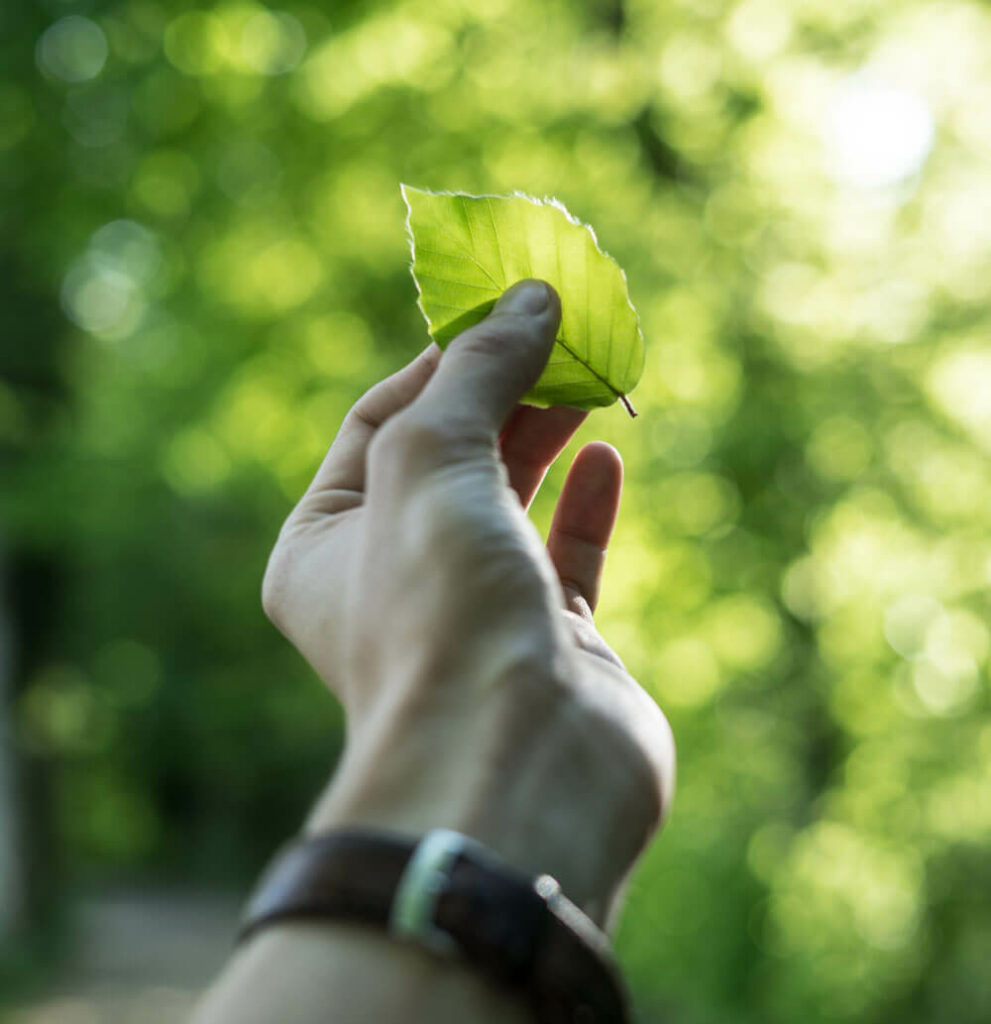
238,828,632,1023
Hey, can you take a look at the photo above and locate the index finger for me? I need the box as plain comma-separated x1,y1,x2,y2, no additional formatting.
299,343,441,516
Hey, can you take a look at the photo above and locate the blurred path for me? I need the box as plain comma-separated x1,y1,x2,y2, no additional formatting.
6,888,241,1024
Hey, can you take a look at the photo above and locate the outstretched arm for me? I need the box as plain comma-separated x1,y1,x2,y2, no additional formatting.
193,281,674,1024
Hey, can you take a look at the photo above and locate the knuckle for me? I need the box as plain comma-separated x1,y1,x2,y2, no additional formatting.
377,411,449,454
459,317,536,353
368,410,487,477
501,663,571,720
454,324,532,371
454,325,505,359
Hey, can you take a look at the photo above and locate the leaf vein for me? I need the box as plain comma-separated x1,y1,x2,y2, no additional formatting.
416,235,501,289
555,335,622,400
415,273,495,295
485,197,508,285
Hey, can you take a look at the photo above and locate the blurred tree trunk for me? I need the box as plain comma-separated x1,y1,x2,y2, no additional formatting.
0,540,24,943
0,0,68,943
0,540,63,984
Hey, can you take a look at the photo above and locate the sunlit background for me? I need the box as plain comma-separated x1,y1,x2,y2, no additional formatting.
3,0,991,1021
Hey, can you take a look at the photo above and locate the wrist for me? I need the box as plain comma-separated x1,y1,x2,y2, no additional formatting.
304,670,652,929
306,781,625,929
222,826,631,1024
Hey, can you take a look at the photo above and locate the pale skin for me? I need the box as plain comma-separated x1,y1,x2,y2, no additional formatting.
193,280,675,1024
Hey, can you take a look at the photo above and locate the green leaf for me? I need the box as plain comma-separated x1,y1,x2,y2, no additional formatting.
402,184,644,414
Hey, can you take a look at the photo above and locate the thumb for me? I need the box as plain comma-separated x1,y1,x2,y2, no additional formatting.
413,279,561,436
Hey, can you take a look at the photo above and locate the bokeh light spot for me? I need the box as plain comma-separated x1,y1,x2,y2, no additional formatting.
90,219,162,283
164,12,227,76
705,594,782,672
249,238,322,311
806,416,873,482
18,665,115,755
130,150,201,219
662,472,740,536
912,658,979,716
656,636,723,707
37,16,108,83
823,76,934,188
883,595,944,659
726,0,792,62
927,346,991,451
241,11,306,75
298,311,373,378
60,220,160,339
61,264,143,338
162,428,232,495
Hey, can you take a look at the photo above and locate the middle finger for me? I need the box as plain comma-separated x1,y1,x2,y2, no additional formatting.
499,405,587,508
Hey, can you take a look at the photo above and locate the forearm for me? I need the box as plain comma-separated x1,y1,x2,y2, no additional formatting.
194,924,532,1024
203,280,673,1024
193,700,641,1024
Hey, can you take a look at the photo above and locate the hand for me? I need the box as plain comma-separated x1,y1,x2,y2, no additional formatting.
261,280,674,927
261,298,586,705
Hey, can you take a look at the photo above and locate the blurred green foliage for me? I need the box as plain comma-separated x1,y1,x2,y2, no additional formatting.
3,0,991,1020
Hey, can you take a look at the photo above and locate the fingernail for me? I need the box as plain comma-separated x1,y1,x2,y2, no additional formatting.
494,279,550,317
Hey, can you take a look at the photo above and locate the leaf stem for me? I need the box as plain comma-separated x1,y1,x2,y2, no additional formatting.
554,335,637,416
